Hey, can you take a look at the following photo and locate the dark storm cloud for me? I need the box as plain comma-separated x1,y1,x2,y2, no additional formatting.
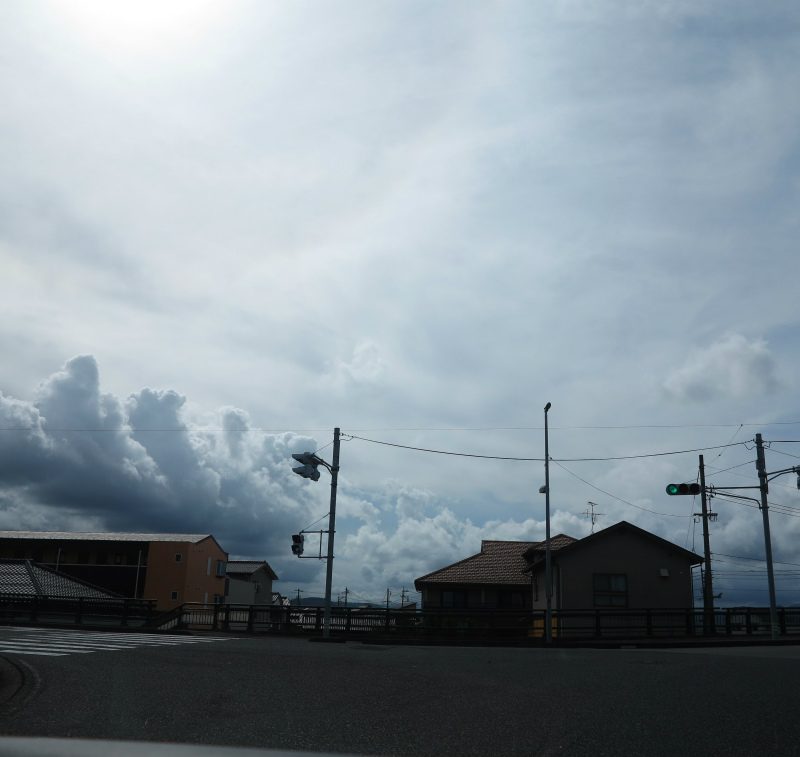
0,356,322,564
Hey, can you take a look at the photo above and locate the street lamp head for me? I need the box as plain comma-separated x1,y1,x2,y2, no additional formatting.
544,402,551,412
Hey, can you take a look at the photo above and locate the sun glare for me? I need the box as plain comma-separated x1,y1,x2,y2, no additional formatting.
51,0,226,56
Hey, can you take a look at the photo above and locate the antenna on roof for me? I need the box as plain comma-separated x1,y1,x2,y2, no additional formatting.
584,502,604,534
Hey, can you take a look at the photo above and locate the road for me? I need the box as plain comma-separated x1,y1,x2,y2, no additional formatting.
0,628,799,756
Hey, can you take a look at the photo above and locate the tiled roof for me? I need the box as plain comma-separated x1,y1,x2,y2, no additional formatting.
414,535,578,589
227,560,279,580
415,541,538,588
522,534,579,561
0,560,118,599
0,531,214,543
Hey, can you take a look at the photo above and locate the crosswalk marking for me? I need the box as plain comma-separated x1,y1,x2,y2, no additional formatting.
0,626,235,657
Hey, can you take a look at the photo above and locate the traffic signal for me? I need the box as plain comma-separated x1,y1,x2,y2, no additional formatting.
292,452,321,481
665,483,701,496
291,533,305,556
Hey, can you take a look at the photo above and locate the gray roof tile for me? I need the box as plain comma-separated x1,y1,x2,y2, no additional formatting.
0,560,118,599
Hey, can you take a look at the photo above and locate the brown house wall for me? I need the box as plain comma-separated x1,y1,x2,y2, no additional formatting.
531,530,695,610
421,584,530,610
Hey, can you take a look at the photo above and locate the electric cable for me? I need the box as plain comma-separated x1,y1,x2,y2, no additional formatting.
344,433,746,462
713,552,800,568
551,460,691,518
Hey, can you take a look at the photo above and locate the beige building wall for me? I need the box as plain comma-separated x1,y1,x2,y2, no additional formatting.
226,567,274,605
143,537,227,610
184,537,227,606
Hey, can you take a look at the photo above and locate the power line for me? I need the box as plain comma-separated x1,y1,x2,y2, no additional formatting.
345,433,746,463
713,494,800,519
714,552,800,568
552,460,691,519
704,459,757,476
768,447,800,461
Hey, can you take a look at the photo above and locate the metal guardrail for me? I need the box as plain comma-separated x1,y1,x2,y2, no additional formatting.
0,593,157,627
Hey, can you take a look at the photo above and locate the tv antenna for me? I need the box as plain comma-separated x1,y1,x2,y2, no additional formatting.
584,501,604,534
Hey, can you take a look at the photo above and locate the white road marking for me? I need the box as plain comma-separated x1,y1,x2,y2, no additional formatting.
0,628,236,657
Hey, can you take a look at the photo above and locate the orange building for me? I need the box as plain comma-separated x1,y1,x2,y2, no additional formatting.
0,531,228,610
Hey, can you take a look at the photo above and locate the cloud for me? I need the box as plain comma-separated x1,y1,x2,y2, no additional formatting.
0,356,324,573
662,333,779,402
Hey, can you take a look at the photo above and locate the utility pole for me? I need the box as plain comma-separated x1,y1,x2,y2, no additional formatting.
385,588,391,610
400,587,408,608
698,455,715,635
295,588,304,605
543,402,553,644
322,427,341,639
755,433,779,640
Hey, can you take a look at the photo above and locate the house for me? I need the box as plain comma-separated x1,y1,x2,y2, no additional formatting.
0,531,229,610
225,560,278,605
414,539,570,610
414,521,702,612
525,521,703,611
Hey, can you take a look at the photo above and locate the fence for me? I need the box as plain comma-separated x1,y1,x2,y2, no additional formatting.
0,593,157,627
3,595,798,641
153,603,800,641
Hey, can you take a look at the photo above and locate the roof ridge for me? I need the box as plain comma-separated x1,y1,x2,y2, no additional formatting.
24,559,43,594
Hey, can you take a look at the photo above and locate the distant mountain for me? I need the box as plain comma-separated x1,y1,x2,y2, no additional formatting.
289,596,383,609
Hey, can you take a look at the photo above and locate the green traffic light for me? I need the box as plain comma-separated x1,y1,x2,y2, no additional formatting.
665,482,701,495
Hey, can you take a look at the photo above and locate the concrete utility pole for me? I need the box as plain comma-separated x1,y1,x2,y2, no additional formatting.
698,455,715,635
322,427,341,639
755,433,779,640
543,402,553,645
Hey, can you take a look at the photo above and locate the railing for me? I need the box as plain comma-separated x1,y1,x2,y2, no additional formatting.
0,593,157,627
157,603,800,641
6,596,798,641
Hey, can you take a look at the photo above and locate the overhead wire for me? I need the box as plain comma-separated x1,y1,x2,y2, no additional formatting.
713,552,800,568
712,493,800,519
344,433,746,462
551,460,691,518
704,459,757,476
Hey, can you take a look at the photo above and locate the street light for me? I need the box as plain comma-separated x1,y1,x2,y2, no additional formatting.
543,402,552,644
290,428,341,639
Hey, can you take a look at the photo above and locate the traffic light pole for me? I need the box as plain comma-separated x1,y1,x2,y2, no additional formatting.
698,455,715,635
755,433,779,641
322,427,341,639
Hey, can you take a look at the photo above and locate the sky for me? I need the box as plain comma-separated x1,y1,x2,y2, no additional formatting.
1,0,799,608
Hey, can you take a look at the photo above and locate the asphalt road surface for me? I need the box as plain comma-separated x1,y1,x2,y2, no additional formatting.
0,628,799,756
